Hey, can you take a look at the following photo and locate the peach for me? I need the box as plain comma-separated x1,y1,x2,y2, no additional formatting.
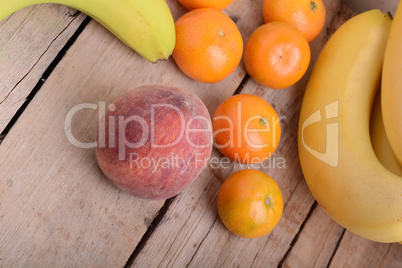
95,85,212,200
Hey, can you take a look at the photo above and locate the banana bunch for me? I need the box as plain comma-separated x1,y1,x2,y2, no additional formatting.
0,0,176,62
298,8,402,243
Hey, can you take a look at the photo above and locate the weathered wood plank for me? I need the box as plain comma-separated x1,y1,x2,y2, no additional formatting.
329,232,402,268
0,0,400,267
0,0,249,266
0,4,86,133
281,205,345,268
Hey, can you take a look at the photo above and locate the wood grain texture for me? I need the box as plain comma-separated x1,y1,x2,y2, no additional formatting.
0,4,86,133
330,232,402,268
281,205,345,268
0,0,400,267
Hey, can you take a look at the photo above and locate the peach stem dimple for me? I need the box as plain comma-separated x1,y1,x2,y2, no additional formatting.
266,198,271,205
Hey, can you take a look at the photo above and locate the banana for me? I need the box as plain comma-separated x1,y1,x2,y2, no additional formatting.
298,10,402,243
0,0,176,62
370,89,402,177
370,84,402,245
382,1,402,166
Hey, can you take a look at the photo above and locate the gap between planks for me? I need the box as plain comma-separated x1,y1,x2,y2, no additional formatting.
326,229,346,268
124,197,175,268
0,15,91,143
277,201,318,268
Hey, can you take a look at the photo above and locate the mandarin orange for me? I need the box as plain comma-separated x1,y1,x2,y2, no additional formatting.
172,8,243,83
212,94,281,164
262,0,326,43
217,169,283,238
243,21,311,89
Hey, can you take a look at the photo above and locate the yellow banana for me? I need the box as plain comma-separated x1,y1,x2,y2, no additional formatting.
298,10,402,243
370,89,402,177
382,1,402,166
0,0,176,62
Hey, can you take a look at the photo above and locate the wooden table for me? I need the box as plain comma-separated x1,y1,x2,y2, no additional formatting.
0,0,401,266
